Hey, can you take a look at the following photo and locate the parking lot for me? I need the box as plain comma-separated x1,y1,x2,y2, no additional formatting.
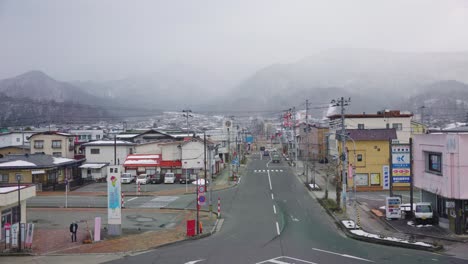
77,181,197,193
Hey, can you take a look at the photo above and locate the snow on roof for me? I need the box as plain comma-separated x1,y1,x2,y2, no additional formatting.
0,186,27,194
79,163,108,169
127,155,160,159
0,160,37,167
116,134,139,138
82,140,134,146
53,157,75,164
124,159,159,165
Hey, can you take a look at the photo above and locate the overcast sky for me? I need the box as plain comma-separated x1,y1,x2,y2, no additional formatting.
1,0,468,84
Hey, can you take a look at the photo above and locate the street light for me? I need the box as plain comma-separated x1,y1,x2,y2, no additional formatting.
16,173,22,252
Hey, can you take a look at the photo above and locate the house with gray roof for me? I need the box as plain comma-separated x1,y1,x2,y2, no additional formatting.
0,153,85,191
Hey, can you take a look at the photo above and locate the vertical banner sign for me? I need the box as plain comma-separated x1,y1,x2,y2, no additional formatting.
11,223,18,247
94,217,101,242
107,166,122,225
25,223,34,248
383,165,390,190
391,144,411,184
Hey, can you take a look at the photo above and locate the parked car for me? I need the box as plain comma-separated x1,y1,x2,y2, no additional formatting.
121,173,134,184
149,174,164,184
164,172,176,184
272,153,281,163
414,202,435,225
263,150,270,156
180,174,196,184
136,174,150,185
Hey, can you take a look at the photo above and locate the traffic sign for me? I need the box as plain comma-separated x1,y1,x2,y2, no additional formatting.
198,194,206,205
198,185,205,193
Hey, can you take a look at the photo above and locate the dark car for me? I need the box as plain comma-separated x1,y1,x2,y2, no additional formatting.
180,174,196,184
260,146,265,151
149,174,164,184
263,150,269,156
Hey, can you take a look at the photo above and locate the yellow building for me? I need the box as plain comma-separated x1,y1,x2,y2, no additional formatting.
338,129,408,191
411,120,428,135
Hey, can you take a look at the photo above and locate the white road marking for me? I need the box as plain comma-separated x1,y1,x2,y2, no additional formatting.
254,170,257,173
267,160,271,167
273,205,277,214
138,196,179,208
271,193,274,200
256,256,317,264
127,197,138,202
185,260,205,264
312,248,374,262
276,221,280,235
268,170,272,190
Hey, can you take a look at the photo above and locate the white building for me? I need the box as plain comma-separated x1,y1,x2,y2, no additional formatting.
0,131,35,148
81,140,135,165
0,185,36,239
69,129,105,143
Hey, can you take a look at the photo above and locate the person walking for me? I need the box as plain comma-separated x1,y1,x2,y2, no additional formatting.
69,221,78,242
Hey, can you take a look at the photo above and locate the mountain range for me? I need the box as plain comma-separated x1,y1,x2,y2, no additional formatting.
2,49,468,126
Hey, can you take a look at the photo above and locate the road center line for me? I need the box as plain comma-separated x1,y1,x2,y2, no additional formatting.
271,193,274,200
267,170,272,190
312,248,374,262
127,197,138,202
273,205,277,214
276,221,280,235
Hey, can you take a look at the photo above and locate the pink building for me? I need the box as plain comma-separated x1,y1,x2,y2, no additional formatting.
413,133,468,234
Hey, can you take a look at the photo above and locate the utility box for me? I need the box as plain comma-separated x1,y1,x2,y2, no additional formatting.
186,220,196,237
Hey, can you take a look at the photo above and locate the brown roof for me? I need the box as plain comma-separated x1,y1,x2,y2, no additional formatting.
328,110,412,120
338,129,397,141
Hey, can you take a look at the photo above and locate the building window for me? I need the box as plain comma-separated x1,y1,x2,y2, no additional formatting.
52,140,62,148
386,123,390,129
358,124,365,129
96,135,101,140
357,154,363,162
52,152,62,157
0,174,8,183
426,152,442,174
34,140,44,149
87,135,92,140
16,138,20,142
392,123,403,131
90,148,100,154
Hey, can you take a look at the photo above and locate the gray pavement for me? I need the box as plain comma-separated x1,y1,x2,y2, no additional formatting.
299,160,468,260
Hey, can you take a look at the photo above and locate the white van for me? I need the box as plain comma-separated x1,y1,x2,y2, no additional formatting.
136,174,149,185
164,172,176,184
121,173,134,184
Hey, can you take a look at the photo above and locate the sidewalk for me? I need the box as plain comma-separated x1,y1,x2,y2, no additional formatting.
296,160,468,254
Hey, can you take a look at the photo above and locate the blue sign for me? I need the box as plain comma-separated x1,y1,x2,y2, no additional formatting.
392,164,410,169
383,165,390,190
392,176,410,183
232,157,239,165
245,136,254,143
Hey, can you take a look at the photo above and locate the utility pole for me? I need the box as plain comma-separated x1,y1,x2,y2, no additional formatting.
331,97,351,211
305,99,310,184
291,107,298,173
420,106,425,125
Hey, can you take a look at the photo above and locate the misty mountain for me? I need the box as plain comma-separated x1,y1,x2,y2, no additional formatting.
72,64,228,111
0,71,106,105
402,80,468,126
226,49,468,114
0,93,109,127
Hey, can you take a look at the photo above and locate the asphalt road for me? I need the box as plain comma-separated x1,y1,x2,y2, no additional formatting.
102,157,466,264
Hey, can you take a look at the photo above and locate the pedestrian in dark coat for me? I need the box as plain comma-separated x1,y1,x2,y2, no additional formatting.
70,221,78,242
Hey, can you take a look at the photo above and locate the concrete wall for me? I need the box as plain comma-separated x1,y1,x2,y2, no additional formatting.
182,141,205,169
135,142,162,154
414,134,468,200
161,144,180,161
0,132,34,148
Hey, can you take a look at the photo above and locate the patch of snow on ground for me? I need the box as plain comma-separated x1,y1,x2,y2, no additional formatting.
407,221,432,228
309,183,319,189
350,229,433,247
342,220,356,229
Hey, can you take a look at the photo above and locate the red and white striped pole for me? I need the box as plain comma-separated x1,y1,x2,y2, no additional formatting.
121,192,125,208
217,197,221,219
138,182,141,194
